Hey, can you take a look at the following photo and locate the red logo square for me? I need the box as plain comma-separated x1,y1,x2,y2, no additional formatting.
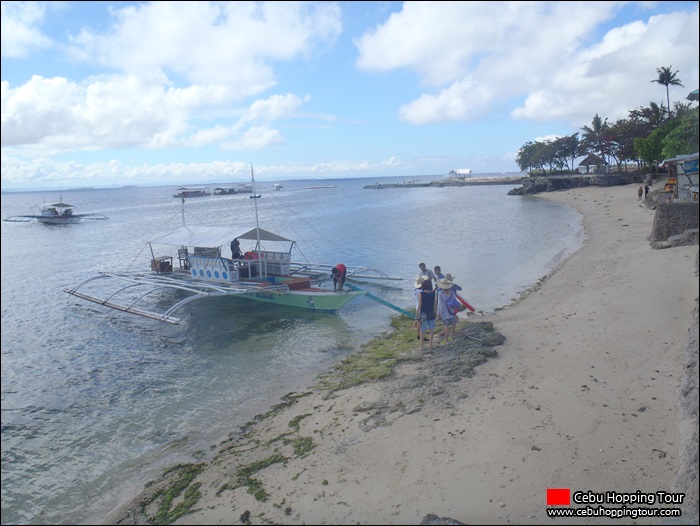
547,488,571,506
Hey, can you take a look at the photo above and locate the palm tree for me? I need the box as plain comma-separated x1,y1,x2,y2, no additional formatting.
581,113,610,164
650,66,684,117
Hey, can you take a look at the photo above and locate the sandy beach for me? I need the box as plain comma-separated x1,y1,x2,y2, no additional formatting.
107,183,698,525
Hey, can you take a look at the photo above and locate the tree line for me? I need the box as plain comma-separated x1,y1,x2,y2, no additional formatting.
516,66,699,175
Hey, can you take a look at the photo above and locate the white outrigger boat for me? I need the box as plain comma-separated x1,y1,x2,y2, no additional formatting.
4,193,108,224
64,169,401,324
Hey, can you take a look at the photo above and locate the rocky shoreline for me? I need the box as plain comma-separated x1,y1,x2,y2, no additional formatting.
507,172,646,195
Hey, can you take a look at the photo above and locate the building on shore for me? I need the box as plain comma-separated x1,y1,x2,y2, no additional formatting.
448,168,472,180
661,152,698,201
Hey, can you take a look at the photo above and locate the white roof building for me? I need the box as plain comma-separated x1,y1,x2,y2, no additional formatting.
448,169,472,179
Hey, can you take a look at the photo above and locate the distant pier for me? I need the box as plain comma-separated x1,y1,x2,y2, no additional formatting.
363,176,524,189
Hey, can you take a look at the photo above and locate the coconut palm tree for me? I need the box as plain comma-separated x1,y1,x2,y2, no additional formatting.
581,113,610,164
650,66,684,117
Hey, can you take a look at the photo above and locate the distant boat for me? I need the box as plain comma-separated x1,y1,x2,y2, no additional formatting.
173,186,211,198
304,185,336,189
273,183,283,191
249,194,262,199
3,193,108,224
213,187,238,195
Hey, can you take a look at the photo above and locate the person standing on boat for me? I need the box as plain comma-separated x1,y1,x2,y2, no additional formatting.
331,263,347,291
230,238,241,259
418,262,436,289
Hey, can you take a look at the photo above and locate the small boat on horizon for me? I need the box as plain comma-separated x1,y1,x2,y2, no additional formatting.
173,186,211,198
213,187,238,195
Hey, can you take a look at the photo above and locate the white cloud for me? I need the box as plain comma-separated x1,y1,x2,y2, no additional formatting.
67,1,341,90
514,9,700,124
1,72,233,151
239,93,310,125
1,2,339,158
223,125,284,151
399,78,493,124
0,1,53,58
357,1,699,127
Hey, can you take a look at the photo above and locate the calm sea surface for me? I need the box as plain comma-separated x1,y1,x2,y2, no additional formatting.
1,175,582,525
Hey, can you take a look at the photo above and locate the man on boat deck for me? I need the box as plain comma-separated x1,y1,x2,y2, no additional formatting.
230,238,241,259
331,263,347,291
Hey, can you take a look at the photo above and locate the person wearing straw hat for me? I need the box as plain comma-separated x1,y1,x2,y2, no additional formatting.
437,276,459,342
444,273,462,294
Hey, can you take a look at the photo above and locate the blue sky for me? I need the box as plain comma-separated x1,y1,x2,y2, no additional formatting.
1,1,698,189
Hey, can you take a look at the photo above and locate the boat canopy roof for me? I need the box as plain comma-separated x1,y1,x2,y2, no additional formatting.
150,226,294,248
46,202,73,208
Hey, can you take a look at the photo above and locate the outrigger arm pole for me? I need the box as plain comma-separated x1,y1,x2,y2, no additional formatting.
344,282,414,318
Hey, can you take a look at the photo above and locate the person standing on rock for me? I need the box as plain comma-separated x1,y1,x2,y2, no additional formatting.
414,276,427,340
416,279,436,352
436,277,459,343
418,262,436,289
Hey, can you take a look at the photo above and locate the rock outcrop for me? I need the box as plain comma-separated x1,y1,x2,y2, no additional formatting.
508,173,644,195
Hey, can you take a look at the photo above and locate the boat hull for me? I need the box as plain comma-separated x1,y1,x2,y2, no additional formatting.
239,288,364,311
37,216,82,224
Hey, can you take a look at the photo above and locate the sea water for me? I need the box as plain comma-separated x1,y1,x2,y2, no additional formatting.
0,175,582,525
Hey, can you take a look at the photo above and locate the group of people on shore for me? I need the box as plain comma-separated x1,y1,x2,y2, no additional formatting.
414,262,464,351
637,184,650,201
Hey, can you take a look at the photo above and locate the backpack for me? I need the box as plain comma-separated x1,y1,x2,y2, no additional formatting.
446,293,460,315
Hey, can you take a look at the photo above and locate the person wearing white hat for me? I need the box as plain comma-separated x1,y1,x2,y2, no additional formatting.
444,273,463,294
437,277,459,342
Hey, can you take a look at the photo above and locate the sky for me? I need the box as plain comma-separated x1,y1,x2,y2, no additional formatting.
1,1,699,190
